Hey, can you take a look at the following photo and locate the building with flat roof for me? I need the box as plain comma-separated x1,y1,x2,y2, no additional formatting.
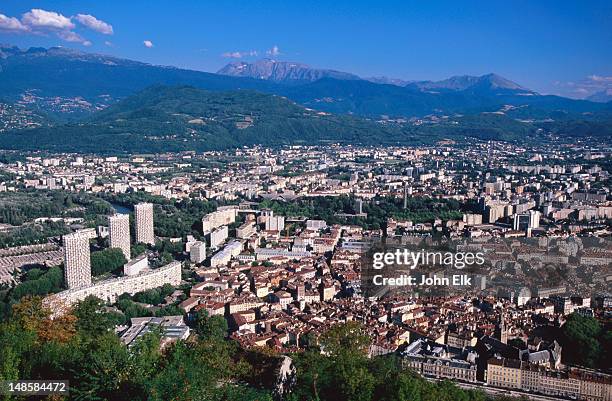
109,214,131,260
189,241,206,264
63,231,92,289
44,261,182,315
134,203,155,245
202,208,237,234
209,225,228,249
120,315,190,348
266,216,285,232
210,240,242,267
124,254,148,276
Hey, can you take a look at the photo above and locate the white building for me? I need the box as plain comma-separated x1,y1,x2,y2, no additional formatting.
189,241,207,264
209,225,228,249
306,219,327,231
134,203,155,245
266,216,285,232
124,254,149,276
255,247,311,261
202,208,237,234
63,231,92,289
513,210,541,231
120,316,190,348
109,214,131,261
210,240,243,267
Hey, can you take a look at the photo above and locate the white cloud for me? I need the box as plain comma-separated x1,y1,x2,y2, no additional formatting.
0,9,115,46
104,40,113,47
222,52,242,58
57,30,85,43
555,74,612,99
143,40,154,48
266,45,280,57
0,13,29,32
222,50,258,58
22,9,74,30
588,75,612,83
75,14,113,35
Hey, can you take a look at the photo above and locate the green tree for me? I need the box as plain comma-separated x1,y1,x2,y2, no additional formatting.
8,265,64,301
195,309,228,341
91,247,127,276
0,321,37,382
125,330,162,398
73,296,123,337
116,298,153,321
292,322,375,401
132,283,175,305
561,313,604,368
131,243,148,258
319,321,371,358
148,341,216,401
69,333,131,401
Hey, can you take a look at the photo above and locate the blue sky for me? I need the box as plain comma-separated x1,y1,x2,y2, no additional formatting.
1,0,611,98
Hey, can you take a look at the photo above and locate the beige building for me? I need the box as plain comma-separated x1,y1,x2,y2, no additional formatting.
63,231,92,289
227,296,264,314
576,369,612,401
236,222,256,239
189,241,206,264
446,331,477,349
538,370,580,399
134,203,155,245
109,214,131,260
209,225,229,249
487,358,522,389
487,358,612,401
202,208,237,234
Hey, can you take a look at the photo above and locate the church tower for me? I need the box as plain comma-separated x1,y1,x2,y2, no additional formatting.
495,310,508,344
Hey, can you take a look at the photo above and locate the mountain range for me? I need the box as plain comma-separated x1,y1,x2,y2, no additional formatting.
217,59,534,95
0,45,610,152
1,45,609,118
217,59,360,83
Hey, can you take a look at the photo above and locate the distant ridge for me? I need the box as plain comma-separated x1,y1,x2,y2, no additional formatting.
410,73,534,93
217,59,360,83
365,73,533,94
587,89,612,103
218,59,533,94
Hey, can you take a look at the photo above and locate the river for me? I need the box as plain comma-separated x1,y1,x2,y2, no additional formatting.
110,202,132,214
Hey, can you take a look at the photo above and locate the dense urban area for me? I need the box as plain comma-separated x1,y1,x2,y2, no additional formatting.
0,139,609,401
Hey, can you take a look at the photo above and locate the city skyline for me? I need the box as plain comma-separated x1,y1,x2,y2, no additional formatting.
1,142,610,400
